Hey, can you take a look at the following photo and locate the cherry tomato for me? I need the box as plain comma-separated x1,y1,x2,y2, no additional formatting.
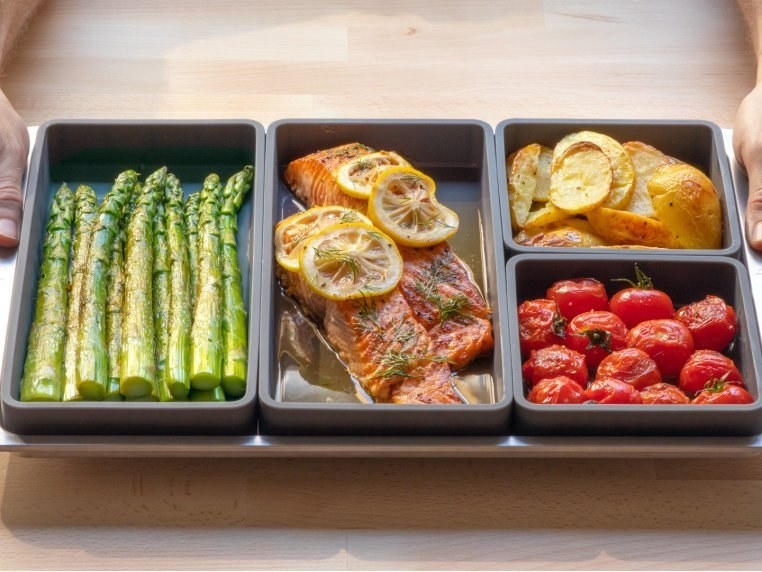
595,347,662,391
527,376,587,404
546,277,609,320
626,319,694,378
517,298,566,357
674,295,737,352
677,349,743,396
639,382,691,404
584,377,643,404
564,310,628,369
692,380,754,405
522,344,588,389
609,264,674,328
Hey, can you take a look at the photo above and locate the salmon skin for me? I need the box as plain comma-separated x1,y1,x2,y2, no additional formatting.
279,142,493,404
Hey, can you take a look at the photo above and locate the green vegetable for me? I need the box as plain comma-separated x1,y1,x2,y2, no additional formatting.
190,174,223,390
220,166,253,397
152,169,171,401
77,171,137,400
20,183,75,401
189,386,226,402
61,185,98,402
184,191,201,312
119,168,165,399
164,173,192,399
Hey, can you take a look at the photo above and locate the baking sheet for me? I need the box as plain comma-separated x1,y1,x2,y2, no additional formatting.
0,127,760,458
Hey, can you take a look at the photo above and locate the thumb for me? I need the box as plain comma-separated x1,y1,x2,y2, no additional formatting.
0,111,28,248
744,158,762,252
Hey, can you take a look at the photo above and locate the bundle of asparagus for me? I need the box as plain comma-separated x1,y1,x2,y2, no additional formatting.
19,165,254,403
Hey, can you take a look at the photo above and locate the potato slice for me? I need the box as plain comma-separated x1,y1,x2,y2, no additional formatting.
549,141,613,215
507,143,541,229
515,219,608,248
554,131,635,209
533,145,553,202
587,207,680,248
647,162,722,249
522,200,570,231
622,141,679,218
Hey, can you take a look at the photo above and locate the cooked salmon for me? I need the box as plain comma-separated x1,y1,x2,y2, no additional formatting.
279,142,493,404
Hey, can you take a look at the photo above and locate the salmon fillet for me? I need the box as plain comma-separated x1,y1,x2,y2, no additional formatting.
278,142,493,403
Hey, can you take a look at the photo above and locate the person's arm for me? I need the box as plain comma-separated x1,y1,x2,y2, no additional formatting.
734,0,762,250
0,0,45,248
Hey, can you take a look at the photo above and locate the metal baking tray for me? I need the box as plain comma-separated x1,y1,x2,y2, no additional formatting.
0,127,761,457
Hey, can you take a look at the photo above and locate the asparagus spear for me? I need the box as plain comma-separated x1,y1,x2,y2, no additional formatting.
184,191,201,312
61,185,98,402
164,173,191,399
220,165,254,398
119,167,165,399
190,173,223,390
20,183,74,402
77,172,137,400
189,386,226,402
152,171,171,401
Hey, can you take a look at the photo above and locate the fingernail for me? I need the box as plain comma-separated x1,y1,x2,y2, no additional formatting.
0,218,18,243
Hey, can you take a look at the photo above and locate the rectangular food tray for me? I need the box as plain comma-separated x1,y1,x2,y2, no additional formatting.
1,126,761,457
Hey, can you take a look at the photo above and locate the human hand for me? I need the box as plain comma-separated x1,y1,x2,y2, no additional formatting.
0,87,28,248
734,82,762,251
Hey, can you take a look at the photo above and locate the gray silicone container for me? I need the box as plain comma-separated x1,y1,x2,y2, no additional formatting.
495,119,741,257
1,119,265,435
258,119,512,435
507,253,762,436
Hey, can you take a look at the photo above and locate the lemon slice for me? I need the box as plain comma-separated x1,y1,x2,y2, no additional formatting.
334,151,411,199
368,166,459,247
299,222,403,300
274,206,372,272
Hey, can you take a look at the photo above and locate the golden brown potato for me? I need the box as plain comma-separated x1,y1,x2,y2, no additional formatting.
507,143,541,229
522,200,570,231
533,145,553,202
647,162,722,249
549,141,612,215
554,131,635,209
586,207,681,248
622,141,679,218
515,221,608,248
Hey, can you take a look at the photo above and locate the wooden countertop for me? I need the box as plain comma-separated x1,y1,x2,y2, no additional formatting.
1,1,761,569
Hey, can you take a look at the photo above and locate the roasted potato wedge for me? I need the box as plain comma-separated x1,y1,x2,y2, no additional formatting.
507,143,541,229
523,200,570,231
647,162,722,249
533,145,553,202
515,222,609,248
586,207,680,248
549,141,612,215
622,141,679,218
554,130,635,209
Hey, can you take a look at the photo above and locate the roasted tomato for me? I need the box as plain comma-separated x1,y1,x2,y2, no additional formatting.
609,265,674,328
626,319,694,378
674,295,737,352
522,344,588,389
527,376,587,404
639,382,691,404
584,377,643,404
546,277,609,320
677,349,743,396
517,298,566,357
595,347,662,391
692,380,754,405
564,310,628,368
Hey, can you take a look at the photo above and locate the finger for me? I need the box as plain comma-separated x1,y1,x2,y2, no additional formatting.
0,126,28,248
745,159,762,251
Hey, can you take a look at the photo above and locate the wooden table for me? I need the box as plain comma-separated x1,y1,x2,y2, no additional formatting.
1,1,761,569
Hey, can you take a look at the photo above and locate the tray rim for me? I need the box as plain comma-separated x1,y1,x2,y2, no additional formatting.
2,124,762,458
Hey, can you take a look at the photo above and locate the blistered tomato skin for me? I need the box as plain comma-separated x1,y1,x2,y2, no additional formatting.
522,344,588,389
678,349,744,397
609,288,674,328
674,295,737,352
626,319,695,378
517,298,566,358
584,377,643,404
640,382,691,404
564,310,628,369
692,381,754,405
527,376,587,404
546,277,609,321
595,347,662,391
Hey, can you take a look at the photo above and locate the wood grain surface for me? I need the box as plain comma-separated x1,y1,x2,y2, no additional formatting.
1,1,761,570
